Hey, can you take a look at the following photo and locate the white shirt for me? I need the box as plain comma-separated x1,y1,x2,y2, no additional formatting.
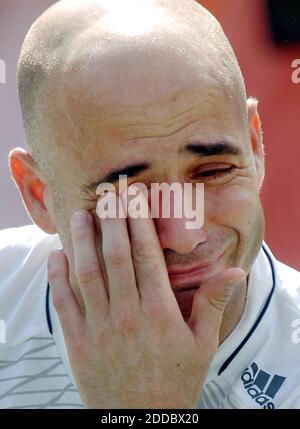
0,224,299,409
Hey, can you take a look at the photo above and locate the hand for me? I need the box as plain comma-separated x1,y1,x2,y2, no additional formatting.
48,190,246,408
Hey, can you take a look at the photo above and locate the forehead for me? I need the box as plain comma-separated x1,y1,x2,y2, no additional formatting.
54,93,246,191
49,38,247,176
56,25,244,118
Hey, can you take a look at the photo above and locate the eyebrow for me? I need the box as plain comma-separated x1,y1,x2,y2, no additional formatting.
183,142,241,157
85,163,150,190
85,142,241,191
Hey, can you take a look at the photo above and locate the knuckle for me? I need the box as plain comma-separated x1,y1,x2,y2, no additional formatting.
207,294,226,312
96,326,112,347
52,293,69,313
132,239,155,262
143,300,169,322
114,312,139,334
143,303,171,337
71,337,86,358
103,245,129,267
78,264,101,284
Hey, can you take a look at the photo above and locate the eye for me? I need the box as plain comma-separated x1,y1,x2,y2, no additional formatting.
192,165,235,182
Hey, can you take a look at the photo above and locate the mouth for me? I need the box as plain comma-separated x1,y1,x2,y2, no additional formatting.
168,251,225,291
168,251,225,321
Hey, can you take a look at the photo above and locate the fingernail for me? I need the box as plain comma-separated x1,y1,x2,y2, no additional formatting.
224,275,246,293
230,274,246,284
72,210,90,226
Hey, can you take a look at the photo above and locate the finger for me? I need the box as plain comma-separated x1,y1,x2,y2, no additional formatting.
188,267,246,349
122,186,180,315
71,209,109,319
48,250,84,339
98,192,140,316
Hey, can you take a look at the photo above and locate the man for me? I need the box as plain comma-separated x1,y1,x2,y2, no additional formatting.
0,0,299,409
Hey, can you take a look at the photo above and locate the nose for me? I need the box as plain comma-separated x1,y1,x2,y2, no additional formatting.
156,217,208,254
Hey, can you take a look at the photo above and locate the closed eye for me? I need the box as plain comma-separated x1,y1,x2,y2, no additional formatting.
193,166,235,181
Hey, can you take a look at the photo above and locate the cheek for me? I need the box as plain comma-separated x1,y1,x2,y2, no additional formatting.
205,184,265,270
205,183,263,234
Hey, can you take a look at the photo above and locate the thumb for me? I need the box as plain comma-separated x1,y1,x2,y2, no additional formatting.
188,267,247,350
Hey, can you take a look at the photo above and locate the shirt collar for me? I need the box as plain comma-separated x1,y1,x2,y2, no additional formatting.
205,242,276,382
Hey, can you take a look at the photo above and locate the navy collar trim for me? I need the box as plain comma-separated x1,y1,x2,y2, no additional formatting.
218,245,276,375
46,281,53,335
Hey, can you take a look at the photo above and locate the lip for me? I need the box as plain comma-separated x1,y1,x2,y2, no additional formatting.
168,251,225,289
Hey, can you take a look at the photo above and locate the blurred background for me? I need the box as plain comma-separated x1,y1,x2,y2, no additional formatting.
0,0,299,269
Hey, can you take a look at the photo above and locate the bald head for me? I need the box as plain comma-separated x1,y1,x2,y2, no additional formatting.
13,1,265,327
17,0,247,185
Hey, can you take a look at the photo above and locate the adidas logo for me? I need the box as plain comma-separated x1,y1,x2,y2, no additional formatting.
241,362,286,409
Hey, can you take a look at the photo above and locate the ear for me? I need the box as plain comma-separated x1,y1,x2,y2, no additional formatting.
247,97,265,190
8,148,57,234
